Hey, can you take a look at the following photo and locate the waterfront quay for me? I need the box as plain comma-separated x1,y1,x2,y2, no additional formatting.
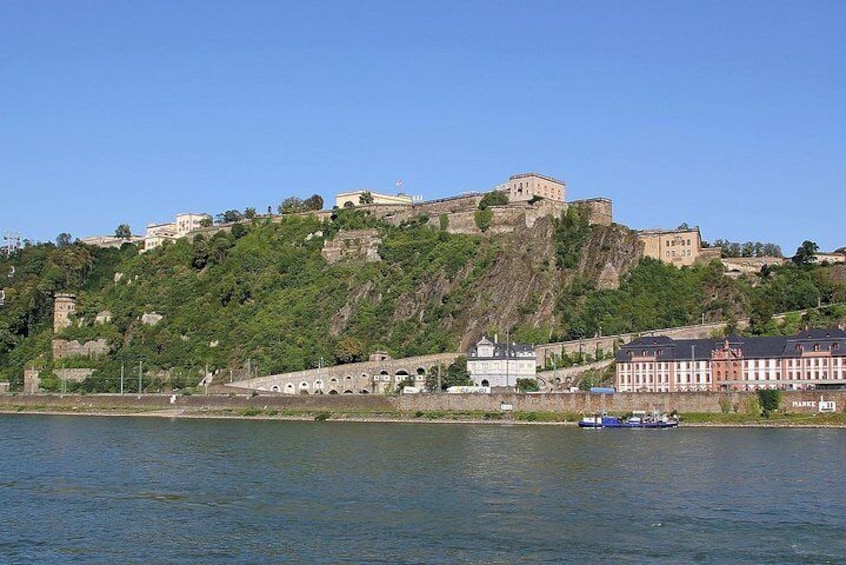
2,390,846,422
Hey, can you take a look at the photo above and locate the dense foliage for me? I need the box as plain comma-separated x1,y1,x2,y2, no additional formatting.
2,210,845,392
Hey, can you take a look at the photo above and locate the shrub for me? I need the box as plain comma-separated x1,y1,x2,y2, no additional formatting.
314,412,331,421
757,389,782,416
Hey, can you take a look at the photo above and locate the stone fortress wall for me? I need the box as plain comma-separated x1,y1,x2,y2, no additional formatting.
229,353,458,395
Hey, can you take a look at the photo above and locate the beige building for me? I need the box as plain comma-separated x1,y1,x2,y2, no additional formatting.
142,212,211,252
505,173,566,202
335,190,415,208
176,213,212,236
143,222,178,252
638,227,720,267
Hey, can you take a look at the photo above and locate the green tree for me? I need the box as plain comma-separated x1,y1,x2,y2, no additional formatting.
793,240,819,266
216,210,244,224
56,233,73,247
230,223,248,239
278,197,305,214
114,224,132,239
757,389,782,417
334,336,366,364
474,208,493,232
303,194,324,211
358,191,374,205
244,207,257,219
478,190,509,210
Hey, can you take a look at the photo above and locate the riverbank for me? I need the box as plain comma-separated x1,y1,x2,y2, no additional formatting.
2,394,846,427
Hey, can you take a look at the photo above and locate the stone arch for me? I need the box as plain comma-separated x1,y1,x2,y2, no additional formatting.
284,383,295,394
481,379,490,387
271,385,280,392
314,379,324,391
343,390,354,394
359,389,370,394
328,389,339,395
299,381,310,393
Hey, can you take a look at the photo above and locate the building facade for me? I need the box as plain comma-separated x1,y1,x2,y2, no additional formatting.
142,213,211,252
505,173,566,202
175,213,212,236
466,336,537,389
638,227,721,267
615,329,846,392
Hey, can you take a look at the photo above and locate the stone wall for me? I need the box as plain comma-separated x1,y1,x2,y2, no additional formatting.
321,229,382,264
572,198,613,226
52,338,111,360
230,352,459,394
55,368,95,382
3,390,844,417
721,256,786,273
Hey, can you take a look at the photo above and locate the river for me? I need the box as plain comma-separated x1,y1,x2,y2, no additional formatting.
0,415,843,564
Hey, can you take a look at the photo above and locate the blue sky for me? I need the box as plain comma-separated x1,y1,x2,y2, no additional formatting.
2,1,844,253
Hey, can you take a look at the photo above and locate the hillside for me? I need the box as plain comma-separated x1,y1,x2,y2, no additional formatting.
2,204,846,392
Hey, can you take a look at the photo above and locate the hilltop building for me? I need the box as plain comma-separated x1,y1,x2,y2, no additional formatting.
466,336,537,389
335,190,416,208
142,212,211,252
637,227,721,267
504,173,566,202
615,329,846,392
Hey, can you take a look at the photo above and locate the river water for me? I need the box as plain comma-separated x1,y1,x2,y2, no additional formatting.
0,415,843,564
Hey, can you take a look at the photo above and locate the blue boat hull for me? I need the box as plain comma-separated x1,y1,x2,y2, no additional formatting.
578,416,679,429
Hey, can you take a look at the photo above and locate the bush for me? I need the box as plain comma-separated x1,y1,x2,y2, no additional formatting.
314,412,331,421
478,191,509,210
757,389,782,416
474,209,493,232
517,378,540,392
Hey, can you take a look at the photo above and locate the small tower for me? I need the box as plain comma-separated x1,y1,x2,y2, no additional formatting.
53,293,77,333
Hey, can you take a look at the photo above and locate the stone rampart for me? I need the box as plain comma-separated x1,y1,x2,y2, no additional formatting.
52,338,111,360
229,352,459,395
721,256,787,273
3,390,843,417
321,229,382,263
571,198,613,226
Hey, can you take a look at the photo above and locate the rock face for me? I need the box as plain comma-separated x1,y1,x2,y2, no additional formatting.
325,216,642,352
141,312,164,326
597,263,621,290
